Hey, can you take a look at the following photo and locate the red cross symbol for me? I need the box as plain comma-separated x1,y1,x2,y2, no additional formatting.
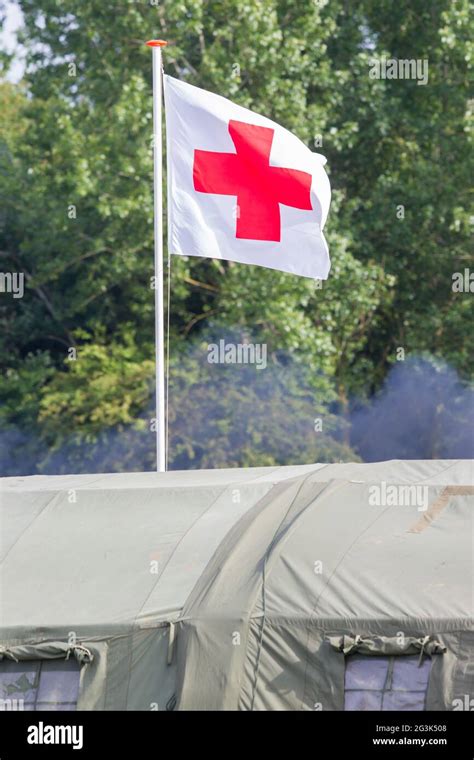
193,120,313,242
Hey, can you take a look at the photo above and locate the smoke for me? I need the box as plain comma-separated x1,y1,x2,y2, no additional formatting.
350,356,474,461
166,325,351,470
0,408,157,477
0,348,472,477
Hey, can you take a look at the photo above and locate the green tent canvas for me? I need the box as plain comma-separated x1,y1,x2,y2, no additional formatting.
0,460,472,710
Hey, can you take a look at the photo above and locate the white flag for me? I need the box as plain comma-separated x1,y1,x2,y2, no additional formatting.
164,75,331,279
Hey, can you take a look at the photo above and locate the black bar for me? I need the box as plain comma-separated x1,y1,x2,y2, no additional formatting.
0,710,472,758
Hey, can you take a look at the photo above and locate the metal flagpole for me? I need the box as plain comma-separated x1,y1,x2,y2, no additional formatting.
146,39,168,472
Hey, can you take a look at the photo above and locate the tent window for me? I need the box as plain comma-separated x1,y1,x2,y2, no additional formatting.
0,658,80,711
344,655,431,711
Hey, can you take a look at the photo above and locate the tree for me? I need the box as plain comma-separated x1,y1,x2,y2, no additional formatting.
0,0,471,474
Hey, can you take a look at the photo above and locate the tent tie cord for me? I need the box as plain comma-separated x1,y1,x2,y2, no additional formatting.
65,645,94,665
418,635,431,666
0,646,19,662
167,622,176,665
0,643,94,665
328,634,446,665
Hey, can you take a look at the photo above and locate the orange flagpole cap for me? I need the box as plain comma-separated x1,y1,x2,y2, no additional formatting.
146,40,168,47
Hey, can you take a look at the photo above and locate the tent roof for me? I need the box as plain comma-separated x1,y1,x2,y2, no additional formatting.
2,458,471,492
1,460,472,640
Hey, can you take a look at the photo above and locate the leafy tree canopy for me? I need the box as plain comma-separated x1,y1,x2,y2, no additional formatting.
0,0,471,473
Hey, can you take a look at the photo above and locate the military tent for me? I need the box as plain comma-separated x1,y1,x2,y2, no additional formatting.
0,459,472,711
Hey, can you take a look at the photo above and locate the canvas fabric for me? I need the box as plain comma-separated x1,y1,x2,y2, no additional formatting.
1,460,472,710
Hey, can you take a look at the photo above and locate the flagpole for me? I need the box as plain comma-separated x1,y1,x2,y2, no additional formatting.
146,39,168,472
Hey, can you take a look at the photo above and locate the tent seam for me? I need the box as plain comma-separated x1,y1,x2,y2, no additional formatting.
249,471,329,710
133,484,231,626
0,490,60,568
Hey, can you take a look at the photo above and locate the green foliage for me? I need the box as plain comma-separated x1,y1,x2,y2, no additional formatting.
168,336,358,469
0,0,471,473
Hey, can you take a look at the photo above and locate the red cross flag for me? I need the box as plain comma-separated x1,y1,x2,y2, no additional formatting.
164,76,331,279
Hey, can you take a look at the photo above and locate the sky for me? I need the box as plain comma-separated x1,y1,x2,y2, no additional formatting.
1,1,25,82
